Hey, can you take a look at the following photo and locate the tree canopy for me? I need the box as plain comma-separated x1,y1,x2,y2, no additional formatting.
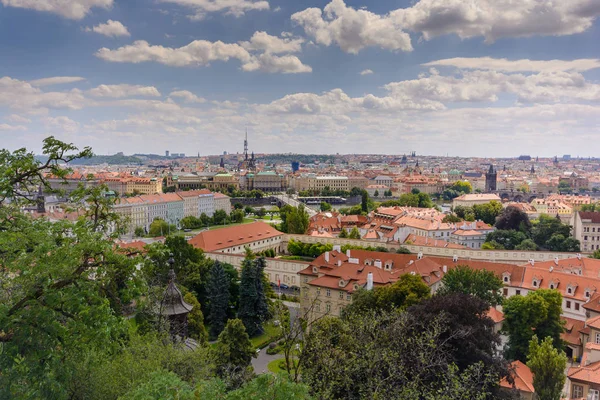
437,265,503,306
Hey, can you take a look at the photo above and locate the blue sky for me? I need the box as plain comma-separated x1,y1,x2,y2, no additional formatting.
1,0,599,157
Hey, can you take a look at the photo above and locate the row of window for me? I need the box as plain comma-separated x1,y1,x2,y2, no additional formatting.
315,287,352,301
584,227,600,233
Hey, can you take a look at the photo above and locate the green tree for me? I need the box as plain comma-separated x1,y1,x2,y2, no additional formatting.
231,209,245,223
244,205,253,215
149,218,176,237
214,318,255,375
213,209,228,225
338,229,348,238
207,261,231,338
134,226,145,237
532,214,577,250
442,213,462,223
503,289,565,362
485,230,529,250
183,292,208,344
472,201,503,225
119,370,196,400
345,274,430,314
348,227,361,239
374,189,379,197
527,336,567,400
320,201,332,212
361,190,369,212
450,180,472,194
180,215,201,229
437,265,503,306
283,204,310,234
0,138,145,398
558,181,571,193
515,239,538,251
591,249,600,259
238,254,270,336
396,246,411,254
199,212,211,226
197,374,313,399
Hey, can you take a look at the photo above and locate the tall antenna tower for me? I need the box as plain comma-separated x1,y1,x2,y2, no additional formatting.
244,127,249,161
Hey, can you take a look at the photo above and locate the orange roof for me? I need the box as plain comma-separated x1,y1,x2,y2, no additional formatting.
487,307,504,324
116,241,147,253
562,316,584,346
587,315,600,330
188,221,282,252
500,361,534,393
176,189,212,197
403,234,467,249
569,360,600,385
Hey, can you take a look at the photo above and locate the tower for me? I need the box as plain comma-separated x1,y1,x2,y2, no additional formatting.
36,185,45,214
530,164,535,175
243,128,249,161
485,165,497,192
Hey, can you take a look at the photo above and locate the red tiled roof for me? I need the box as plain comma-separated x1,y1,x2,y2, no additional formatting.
188,221,282,252
487,307,504,324
500,361,534,393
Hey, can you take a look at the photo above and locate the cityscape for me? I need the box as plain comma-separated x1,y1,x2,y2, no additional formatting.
2,0,600,399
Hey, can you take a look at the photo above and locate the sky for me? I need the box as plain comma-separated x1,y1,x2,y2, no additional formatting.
0,0,599,157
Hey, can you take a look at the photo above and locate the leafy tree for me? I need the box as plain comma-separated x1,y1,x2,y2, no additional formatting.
213,209,228,225
581,203,600,212
495,206,532,232
244,205,253,215
197,374,313,399
233,202,243,210
482,240,505,250
214,318,255,376
180,215,201,229
443,213,462,223
531,214,576,250
134,226,145,237
515,239,538,251
558,181,571,193
527,336,567,400
303,309,507,400
0,138,145,398
349,187,363,197
119,370,196,400
348,227,361,239
450,180,472,194
238,254,270,336
338,229,348,238
503,289,565,362
231,209,244,223
591,249,600,259
199,212,211,227
472,201,503,225
345,273,430,314
183,292,208,344
320,201,332,212
149,218,176,236
437,265,503,306
361,190,369,212
408,293,509,378
206,261,231,338
374,189,379,197
485,230,529,250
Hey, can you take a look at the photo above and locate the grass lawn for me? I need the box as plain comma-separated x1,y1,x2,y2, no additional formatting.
267,358,299,375
250,322,282,349
207,218,255,230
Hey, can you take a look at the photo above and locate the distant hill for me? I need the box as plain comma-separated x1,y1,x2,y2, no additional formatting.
69,154,143,165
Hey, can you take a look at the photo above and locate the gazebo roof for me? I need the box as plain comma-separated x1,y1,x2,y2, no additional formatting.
160,270,193,316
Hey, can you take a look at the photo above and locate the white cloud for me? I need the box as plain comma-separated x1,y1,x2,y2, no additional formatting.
6,114,32,123
240,31,304,54
169,90,206,103
86,20,130,37
159,0,269,18
292,0,600,53
392,0,600,43
96,40,253,67
423,57,600,73
360,69,373,75
87,84,161,98
291,0,412,54
241,53,312,74
30,76,85,87
0,123,26,131
0,76,86,111
1,0,113,20
96,38,312,74
44,116,79,133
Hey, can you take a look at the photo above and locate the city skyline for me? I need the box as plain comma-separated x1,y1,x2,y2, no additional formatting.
1,0,599,156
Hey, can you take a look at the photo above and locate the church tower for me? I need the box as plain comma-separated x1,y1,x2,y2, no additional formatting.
485,165,497,192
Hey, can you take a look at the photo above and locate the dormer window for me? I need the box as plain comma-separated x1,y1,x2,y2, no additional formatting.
532,279,538,287
586,290,591,298
567,287,573,295
503,276,509,283
339,279,345,287
312,267,318,274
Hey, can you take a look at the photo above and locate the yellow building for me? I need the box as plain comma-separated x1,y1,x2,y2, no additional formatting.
125,178,162,195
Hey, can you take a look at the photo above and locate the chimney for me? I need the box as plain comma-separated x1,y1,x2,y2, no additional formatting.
577,253,582,260
442,265,447,273
346,249,351,257
418,252,423,260
324,251,329,263
374,260,382,269
529,259,535,266
554,257,559,265
366,272,374,290
333,245,341,252
453,255,458,262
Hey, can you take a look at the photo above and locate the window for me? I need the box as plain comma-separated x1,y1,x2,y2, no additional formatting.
566,301,571,309
503,276,509,283
595,332,600,344
326,289,331,297
503,288,508,296
572,385,583,399
326,304,331,312
516,290,521,295
550,284,554,289
586,291,591,298
303,276,308,283
316,288,321,296
346,293,352,301
532,280,538,287
575,303,580,311
590,389,600,400
316,304,320,312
